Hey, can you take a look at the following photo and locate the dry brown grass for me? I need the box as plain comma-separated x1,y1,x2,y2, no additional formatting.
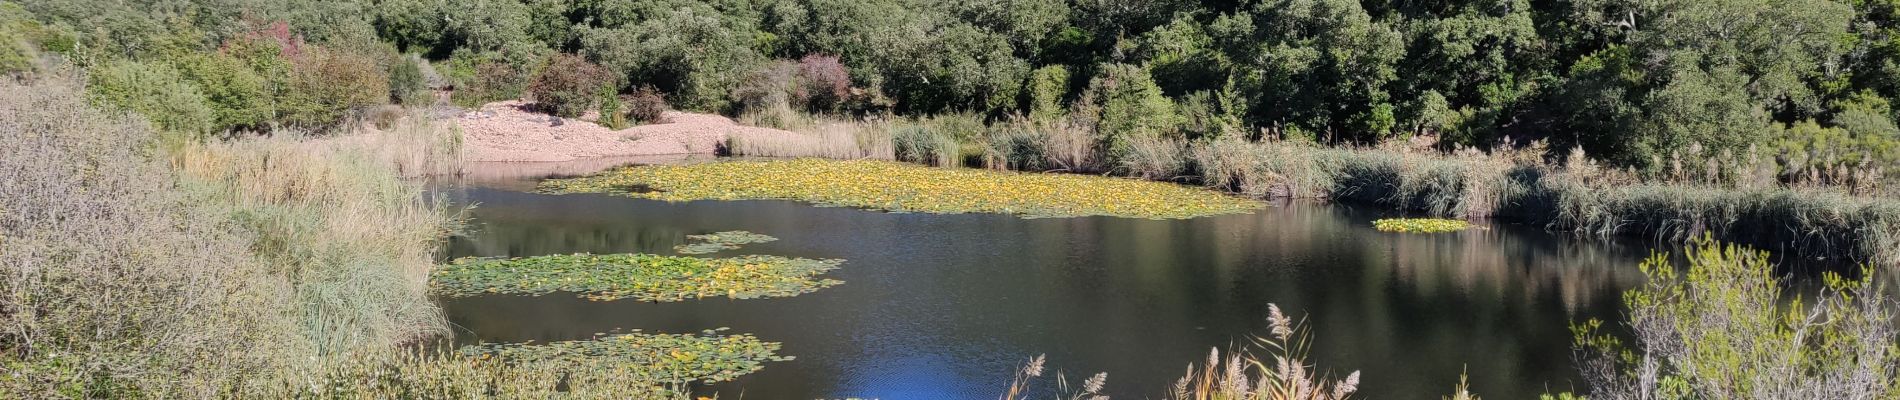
726,117,894,160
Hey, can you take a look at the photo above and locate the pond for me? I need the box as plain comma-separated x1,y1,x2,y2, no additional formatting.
434,160,1654,399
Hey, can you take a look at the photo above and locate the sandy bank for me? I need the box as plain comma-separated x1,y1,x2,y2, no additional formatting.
456,100,798,162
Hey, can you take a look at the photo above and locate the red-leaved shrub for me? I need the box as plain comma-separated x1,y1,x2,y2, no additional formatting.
797,54,850,112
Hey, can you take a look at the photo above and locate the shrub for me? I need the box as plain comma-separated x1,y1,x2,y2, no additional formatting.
85,60,215,138
388,54,430,105
1177,88,1245,140
279,47,390,128
457,60,527,106
526,53,611,118
3,77,285,398
627,85,668,124
1572,239,1898,398
596,86,628,130
1081,64,1178,163
1025,65,1070,120
734,60,797,114
175,52,273,132
797,54,850,112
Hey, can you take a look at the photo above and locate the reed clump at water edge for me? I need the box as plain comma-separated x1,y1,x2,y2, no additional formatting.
726,114,1900,264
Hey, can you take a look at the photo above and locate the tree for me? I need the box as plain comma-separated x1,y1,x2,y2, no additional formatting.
578,5,765,110
1080,63,1178,161
1227,0,1405,141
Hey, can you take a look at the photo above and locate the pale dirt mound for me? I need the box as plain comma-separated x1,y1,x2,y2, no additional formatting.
456,100,798,162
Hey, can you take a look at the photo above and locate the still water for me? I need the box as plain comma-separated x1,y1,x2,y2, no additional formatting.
436,160,1652,399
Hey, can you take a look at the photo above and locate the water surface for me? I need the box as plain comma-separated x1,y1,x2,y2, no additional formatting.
436,164,1652,399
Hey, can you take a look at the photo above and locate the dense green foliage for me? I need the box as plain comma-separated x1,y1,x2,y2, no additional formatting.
10,0,1900,170
12,0,1892,258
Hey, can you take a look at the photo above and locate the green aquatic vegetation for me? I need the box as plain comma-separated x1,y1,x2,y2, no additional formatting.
540,159,1262,219
675,230,778,254
1373,218,1471,233
431,253,843,301
459,328,790,385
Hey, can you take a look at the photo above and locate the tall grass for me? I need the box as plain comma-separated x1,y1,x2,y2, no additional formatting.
1169,304,1361,400
174,133,461,355
726,118,894,160
3,73,693,398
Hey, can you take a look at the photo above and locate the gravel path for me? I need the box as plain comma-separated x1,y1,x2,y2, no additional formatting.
457,100,797,162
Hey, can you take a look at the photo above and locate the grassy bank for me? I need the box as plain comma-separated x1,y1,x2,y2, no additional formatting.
0,76,770,398
730,116,1900,264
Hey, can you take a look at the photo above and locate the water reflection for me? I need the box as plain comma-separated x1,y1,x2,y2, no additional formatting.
435,176,1650,399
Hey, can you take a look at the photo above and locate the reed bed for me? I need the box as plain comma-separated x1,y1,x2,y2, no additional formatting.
732,115,1900,263
725,119,894,160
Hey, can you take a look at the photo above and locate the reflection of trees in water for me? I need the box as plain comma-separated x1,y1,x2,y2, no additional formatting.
1261,201,1647,313
1383,224,1647,315
444,196,688,258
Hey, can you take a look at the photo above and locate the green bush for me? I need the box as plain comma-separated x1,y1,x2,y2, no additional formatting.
1025,65,1070,120
596,86,628,129
526,54,611,118
457,60,526,107
175,53,273,132
577,5,765,111
86,60,215,138
1572,238,1898,398
388,54,430,105
279,48,390,128
1081,64,1178,163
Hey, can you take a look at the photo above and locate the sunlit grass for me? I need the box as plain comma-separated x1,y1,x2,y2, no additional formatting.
431,253,843,301
1373,218,1471,233
541,158,1262,219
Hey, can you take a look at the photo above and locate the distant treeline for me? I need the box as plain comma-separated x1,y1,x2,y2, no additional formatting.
5,0,1900,171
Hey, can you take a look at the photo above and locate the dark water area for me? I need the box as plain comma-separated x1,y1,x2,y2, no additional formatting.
433,167,1659,399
